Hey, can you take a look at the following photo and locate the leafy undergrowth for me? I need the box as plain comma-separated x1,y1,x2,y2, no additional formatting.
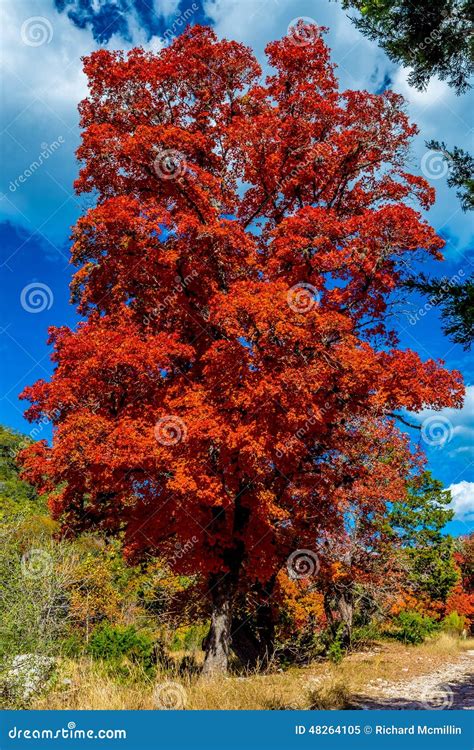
30,635,474,711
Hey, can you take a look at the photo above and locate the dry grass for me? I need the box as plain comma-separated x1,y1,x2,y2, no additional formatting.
307,679,352,710
31,635,474,711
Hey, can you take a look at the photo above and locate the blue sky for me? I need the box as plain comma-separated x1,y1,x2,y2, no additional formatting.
0,0,473,534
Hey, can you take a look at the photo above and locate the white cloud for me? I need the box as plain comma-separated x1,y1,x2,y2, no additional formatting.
447,481,474,521
204,0,388,90
391,66,454,108
154,0,181,18
412,384,474,431
0,0,170,245
409,385,474,458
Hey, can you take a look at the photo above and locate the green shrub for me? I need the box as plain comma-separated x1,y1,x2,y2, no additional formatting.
326,625,345,663
60,634,84,659
327,638,343,664
393,610,438,645
352,622,381,646
87,624,155,670
441,611,466,636
170,623,208,652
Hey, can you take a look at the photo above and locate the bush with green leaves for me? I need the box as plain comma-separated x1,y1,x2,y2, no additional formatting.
325,625,347,664
327,639,344,664
441,611,466,636
393,611,438,645
169,623,209,653
351,622,382,646
87,623,155,671
0,426,47,520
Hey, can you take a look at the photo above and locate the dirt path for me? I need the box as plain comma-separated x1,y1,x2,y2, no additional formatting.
351,649,474,710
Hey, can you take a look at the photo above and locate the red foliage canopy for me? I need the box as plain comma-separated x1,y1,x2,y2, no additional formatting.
21,26,463,611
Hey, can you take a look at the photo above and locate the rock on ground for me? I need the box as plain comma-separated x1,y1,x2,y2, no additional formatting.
1,654,56,702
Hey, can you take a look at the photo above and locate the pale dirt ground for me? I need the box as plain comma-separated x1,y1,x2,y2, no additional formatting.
349,648,474,709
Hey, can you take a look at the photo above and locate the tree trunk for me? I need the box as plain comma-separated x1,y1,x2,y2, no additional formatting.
201,575,234,677
323,590,335,631
230,578,276,671
231,603,275,670
230,618,262,669
324,586,353,647
201,486,249,676
336,587,353,647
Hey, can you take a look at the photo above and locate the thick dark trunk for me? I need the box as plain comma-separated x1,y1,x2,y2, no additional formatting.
335,588,353,647
230,618,262,669
231,602,275,670
201,485,250,676
324,587,353,647
324,590,335,631
201,575,234,677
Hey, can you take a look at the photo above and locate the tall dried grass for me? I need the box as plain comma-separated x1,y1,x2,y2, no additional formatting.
31,635,474,711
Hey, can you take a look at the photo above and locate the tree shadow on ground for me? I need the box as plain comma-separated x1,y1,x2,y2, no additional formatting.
348,672,474,710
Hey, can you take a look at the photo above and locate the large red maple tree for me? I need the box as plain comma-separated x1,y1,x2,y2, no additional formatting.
20,24,463,674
